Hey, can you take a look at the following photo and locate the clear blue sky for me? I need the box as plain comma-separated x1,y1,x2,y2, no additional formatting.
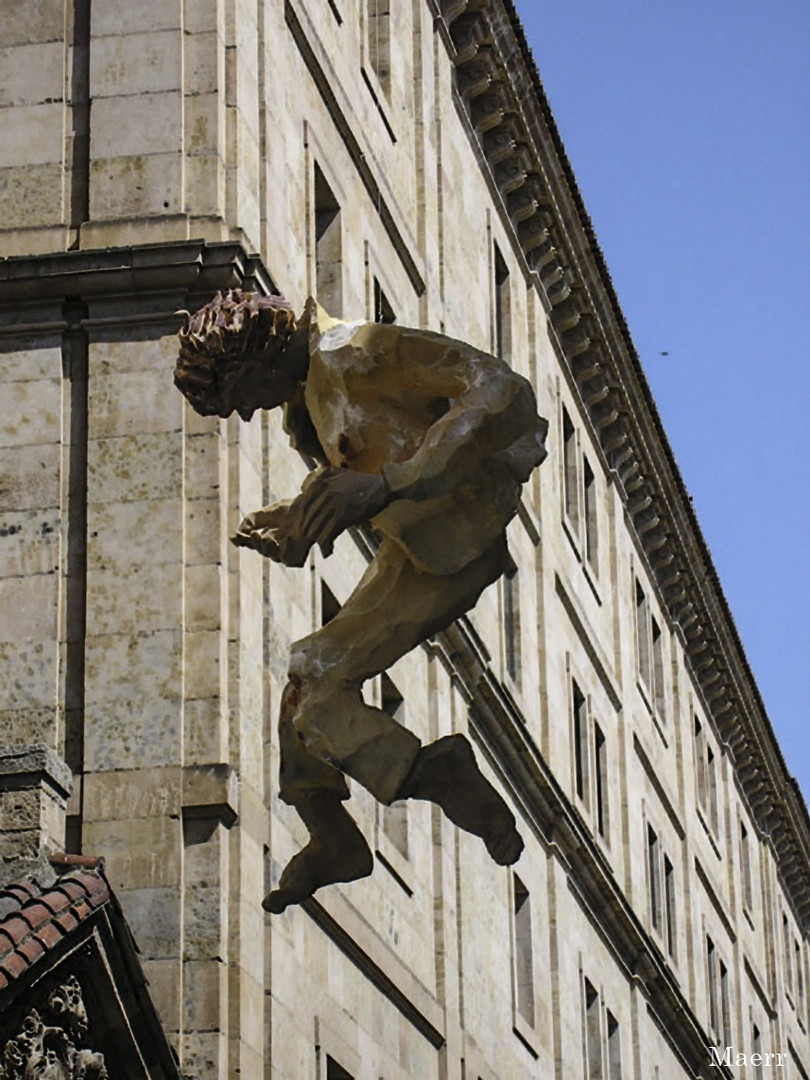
514,2,810,805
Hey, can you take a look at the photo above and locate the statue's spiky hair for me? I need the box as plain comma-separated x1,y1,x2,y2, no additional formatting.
175,289,297,416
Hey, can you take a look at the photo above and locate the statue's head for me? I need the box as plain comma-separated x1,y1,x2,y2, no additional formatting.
175,289,302,420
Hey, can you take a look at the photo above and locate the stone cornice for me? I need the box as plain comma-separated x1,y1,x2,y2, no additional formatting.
437,0,810,930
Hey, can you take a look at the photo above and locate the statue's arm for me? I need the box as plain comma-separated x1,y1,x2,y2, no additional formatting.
381,362,544,502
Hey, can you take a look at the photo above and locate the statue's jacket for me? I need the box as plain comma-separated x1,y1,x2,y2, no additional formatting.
285,301,548,577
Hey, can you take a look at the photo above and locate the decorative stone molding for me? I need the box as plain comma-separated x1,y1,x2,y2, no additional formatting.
438,0,810,927
1,976,107,1080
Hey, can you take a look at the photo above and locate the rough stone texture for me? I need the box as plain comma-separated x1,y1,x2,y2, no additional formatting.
0,2,808,1080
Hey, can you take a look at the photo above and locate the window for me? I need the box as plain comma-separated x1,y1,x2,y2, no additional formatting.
646,821,677,960
571,678,611,845
594,722,609,839
752,1024,764,1080
705,935,732,1042
740,820,753,911
314,164,342,316
321,581,341,626
635,578,666,721
494,243,511,361
796,937,806,1015
326,1057,352,1080
606,1010,623,1080
560,405,600,575
367,0,391,96
373,277,396,324
695,717,720,835
380,674,408,859
512,875,535,1027
582,979,622,1079
647,825,661,933
583,456,598,570
502,568,520,684
720,959,732,1047
573,680,588,803
562,406,579,531
783,913,794,1000
707,935,719,1034
584,979,603,1080
664,856,677,961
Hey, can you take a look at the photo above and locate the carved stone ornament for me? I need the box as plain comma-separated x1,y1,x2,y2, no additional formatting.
1,976,108,1080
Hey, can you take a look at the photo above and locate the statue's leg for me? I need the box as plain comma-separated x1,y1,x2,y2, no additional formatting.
266,535,521,913
264,681,372,914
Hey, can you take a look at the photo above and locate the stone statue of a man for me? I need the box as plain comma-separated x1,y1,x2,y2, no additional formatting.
175,290,547,913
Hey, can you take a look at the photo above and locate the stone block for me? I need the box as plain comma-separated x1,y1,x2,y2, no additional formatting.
88,365,182,439
0,163,65,231
83,814,182,889
0,378,61,448
115,885,182,959
185,153,225,220
92,2,183,37
0,788,45,832
0,574,58,642
184,563,222,631
184,498,222,566
184,433,220,500
89,152,183,219
0,641,56,711
181,883,225,959
84,627,182,704
91,91,183,159
0,103,65,167
83,766,182,823
0,509,60,578
87,498,182,572
183,959,225,1030
182,630,221,700
184,32,221,97
85,563,183,636
89,328,179,376
142,958,181,1033
0,708,55,747
90,32,183,98
178,1031,226,1080
0,43,65,108
183,697,226,765
183,93,222,157
86,432,182,504
2,2,65,47
83,698,183,773
0,444,61,512
0,341,61,383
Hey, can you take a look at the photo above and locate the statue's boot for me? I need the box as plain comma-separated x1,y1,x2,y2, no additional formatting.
398,734,523,865
263,791,373,914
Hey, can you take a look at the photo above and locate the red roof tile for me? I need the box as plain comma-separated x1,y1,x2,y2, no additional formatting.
0,856,110,988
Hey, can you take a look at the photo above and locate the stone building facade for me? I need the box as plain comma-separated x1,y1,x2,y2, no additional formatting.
1,1,809,1077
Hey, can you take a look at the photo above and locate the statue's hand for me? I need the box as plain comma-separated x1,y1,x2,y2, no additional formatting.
231,500,314,567
298,466,390,556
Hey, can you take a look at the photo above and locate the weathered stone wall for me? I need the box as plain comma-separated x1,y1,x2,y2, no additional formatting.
1,1,808,1078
